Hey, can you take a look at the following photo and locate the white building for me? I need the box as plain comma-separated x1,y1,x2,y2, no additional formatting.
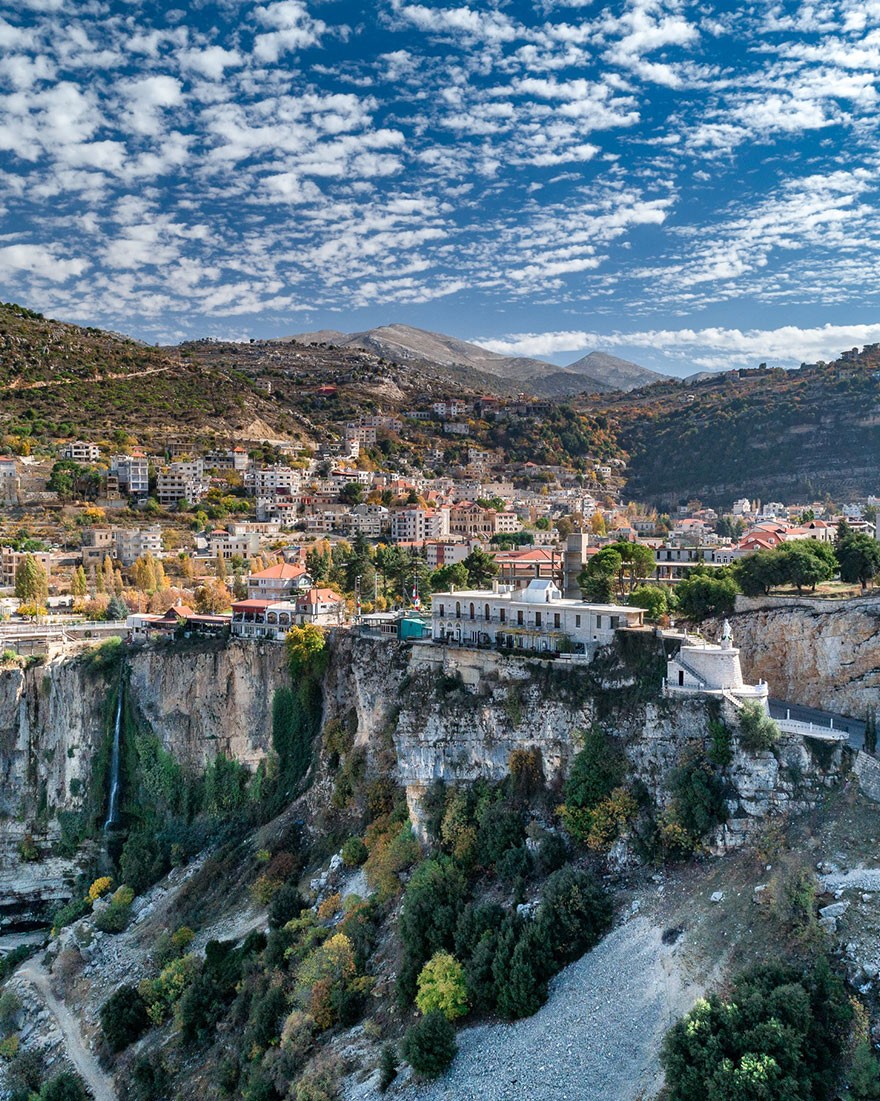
391,507,450,543
110,454,149,498
61,441,101,462
664,620,769,706
246,466,301,496
431,578,643,655
156,461,207,507
349,503,390,538
0,458,20,506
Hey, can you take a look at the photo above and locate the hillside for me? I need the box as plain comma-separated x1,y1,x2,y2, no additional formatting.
0,304,289,444
566,351,666,393
593,350,880,506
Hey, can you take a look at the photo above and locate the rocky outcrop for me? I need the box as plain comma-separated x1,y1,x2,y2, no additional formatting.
707,594,880,718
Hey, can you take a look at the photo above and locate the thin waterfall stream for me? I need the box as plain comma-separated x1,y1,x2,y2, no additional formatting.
103,677,123,831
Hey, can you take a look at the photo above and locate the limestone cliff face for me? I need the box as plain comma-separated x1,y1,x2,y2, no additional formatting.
0,655,111,928
126,639,288,770
0,640,289,929
706,594,880,717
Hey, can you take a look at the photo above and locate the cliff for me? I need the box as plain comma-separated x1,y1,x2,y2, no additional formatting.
707,594,880,718
0,640,289,930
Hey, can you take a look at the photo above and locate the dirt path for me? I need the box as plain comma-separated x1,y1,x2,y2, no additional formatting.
16,961,117,1101
1,366,171,391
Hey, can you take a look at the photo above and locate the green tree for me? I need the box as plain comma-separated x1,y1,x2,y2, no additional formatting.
430,563,469,592
71,565,88,598
739,703,780,751
462,546,499,588
38,1073,89,1101
100,985,149,1052
578,547,621,602
838,533,880,590
776,541,833,592
416,952,469,1021
14,553,48,605
864,707,877,755
402,1011,457,1079
629,584,673,622
849,1040,880,1099
675,573,739,620
106,595,129,621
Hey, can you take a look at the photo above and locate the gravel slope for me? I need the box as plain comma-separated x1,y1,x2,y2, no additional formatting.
354,913,700,1101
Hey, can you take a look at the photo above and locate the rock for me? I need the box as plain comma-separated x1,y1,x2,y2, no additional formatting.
710,891,724,903
819,901,850,921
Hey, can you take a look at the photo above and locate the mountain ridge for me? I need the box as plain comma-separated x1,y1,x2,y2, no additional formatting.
285,322,666,396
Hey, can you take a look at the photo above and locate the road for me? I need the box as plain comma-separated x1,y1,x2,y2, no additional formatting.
16,961,117,1101
769,697,866,749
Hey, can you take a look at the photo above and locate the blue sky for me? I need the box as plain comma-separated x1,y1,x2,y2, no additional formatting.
4,0,880,376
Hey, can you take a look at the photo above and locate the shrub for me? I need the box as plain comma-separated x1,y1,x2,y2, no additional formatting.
95,885,135,933
476,801,524,867
849,1040,880,1099
739,703,780,752
397,858,468,1003
51,896,90,935
535,865,612,965
661,959,852,1101
88,876,113,903
416,952,469,1021
0,990,21,1033
341,836,368,867
668,754,727,841
129,1056,171,1101
38,1073,89,1101
564,729,626,814
294,1056,341,1101
402,1010,457,1079
269,882,306,929
100,985,149,1052
379,1043,399,1091
139,954,199,1025
494,923,552,1020
0,1034,19,1060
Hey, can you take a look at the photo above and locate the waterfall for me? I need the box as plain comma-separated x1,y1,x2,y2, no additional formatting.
103,678,123,831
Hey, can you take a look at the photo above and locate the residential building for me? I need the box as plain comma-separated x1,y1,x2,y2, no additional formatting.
61,441,100,462
110,453,149,498
0,458,20,506
449,503,496,539
246,466,300,496
391,507,450,543
344,424,377,447
206,530,262,560
255,493,299,524
81,526,163,567
205,447,250,472
431,578,643,654
348,503,390,538
1,547,56,589
246,562,313,601
231,587,344,639
156,461,208,507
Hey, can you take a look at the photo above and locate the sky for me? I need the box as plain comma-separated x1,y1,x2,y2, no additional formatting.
4,0,880,376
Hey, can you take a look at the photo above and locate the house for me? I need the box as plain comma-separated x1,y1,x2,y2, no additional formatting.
391,507,450,543
61,441,101,462
128,604,229,638
431,578,643,655
296,587,345,625
81,525,163,567
246,562,313,601
156,460,207,506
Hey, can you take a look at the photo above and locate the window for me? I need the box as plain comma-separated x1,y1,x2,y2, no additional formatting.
596,615,602,629
554,613,560,628
575,614,581,627
500,608,506,623
484,604,490,620
535,611,542,627
610,615,619,629
456,601,461,618
439,604,445,617
470,603,475,620
517,610,524,625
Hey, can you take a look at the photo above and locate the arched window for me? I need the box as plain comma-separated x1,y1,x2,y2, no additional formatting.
484,604,490,620
456,601,461,618
469,602,475,620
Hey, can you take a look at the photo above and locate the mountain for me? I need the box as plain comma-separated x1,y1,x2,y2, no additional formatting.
565,350,666,392
286,323,665,397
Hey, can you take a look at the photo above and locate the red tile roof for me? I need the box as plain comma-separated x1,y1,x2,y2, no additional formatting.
249,563,308,580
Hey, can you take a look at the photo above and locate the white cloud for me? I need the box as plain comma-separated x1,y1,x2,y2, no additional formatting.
0,243,88,281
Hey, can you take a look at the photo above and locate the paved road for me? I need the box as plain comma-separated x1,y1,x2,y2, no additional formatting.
769,697,866,749
16,961,117,1101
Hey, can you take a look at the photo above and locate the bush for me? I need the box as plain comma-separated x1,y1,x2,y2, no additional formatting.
397,858,468,1003
535,865,612,965
341,837,368,867
269,882,306,929
668,754,727,841
38,1073,89,1101
661,959,853,1101
476,801,524,867
402,1010,457,1079
0,990,21,1033
51,896,90,935
494,923,552,1020
739,703,780,752
100,984,149,1052
564,729,626,813
416,952,469,1021
379,1044,398,1091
